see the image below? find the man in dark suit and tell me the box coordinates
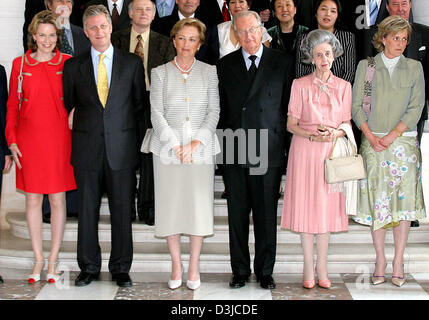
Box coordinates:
[361,0,428,228]
[71,0,93,27]
[46,0,91,56]
[152,0,219,65]
[112,0,175,224]
[63,4,146,287]
[85,0,132,31]
[0,65,11,286]
[217,11,292,290]
[23,0,46,51]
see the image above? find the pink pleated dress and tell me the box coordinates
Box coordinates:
[281,72,352,234]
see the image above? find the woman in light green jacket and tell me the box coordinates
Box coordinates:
[352,15,426,288]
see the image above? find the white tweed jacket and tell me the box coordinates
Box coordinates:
[149,60,220,162]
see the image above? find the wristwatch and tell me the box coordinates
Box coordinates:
[309,134,313,142]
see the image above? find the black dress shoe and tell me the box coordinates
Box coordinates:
[0,275,3,284]
[75,272,99,287]
[112,273,132,287]
[42,213,51,224]
[257,275,276,289]
[229,274,249,289]
[411,220,420,228]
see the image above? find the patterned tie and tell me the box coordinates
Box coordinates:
[248,55,257,83]
[134,35,144,61]
[369,0,379,26]
[222,1,231,22]
[61,27,74,55]
[97,54,109,108]
[112,2,120,31]
[159,0,168,17]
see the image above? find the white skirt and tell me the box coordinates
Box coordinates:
[153,155,215,237]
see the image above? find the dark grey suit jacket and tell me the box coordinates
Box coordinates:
[63,47,146,170]
[111,28,175,85]
[70,24,91,56]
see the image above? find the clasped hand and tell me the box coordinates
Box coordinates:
[369,131,396,152]
[311,126,345,142]
[173,140,201,163]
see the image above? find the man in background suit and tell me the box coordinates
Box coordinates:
[361,0,428,227]
[85,0,132,31]
[63,4,146,287]
[112,0,175,224]
[217,11,292,290]
[153,0,219,65]
[23,0,46,51]
[0,65,12,285]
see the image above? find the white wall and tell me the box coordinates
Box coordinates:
[413,0,429,26]
[0,0,25,229]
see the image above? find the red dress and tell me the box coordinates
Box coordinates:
[6,49,76,193]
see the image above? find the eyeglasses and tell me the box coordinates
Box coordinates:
[235,25,262,37]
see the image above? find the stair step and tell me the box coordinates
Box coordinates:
[7,212,429,244]
[0,229,427,273]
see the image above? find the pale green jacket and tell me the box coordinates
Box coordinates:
[352,53,425,133]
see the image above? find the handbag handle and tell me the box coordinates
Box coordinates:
[17,54,25,110]
[328,135,358,160]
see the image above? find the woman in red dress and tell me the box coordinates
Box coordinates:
[6,11,76,284]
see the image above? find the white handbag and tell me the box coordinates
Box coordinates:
[324,137,366,184]
[140,128,153,154]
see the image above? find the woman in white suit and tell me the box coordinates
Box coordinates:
[149,18,220,290]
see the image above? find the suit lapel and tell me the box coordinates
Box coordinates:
[80,52,103,107]
[106,48,124,108]
[406,26,422,60]
[243,46,272,106]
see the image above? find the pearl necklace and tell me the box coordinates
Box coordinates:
[174,56,196,73]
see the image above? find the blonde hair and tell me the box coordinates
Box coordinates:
[83,4,112,29]
[170,18,206,45]
[372,15,412,53]
[28,10,62,51]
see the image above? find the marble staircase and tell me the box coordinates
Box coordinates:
[1,176,429,275]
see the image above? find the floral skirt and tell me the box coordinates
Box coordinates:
[353,135,426,230]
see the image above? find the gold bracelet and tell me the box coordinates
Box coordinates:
[393,128,403,137]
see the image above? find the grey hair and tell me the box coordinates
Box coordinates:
[128,0,157,15]
[232,10,262,31]
[45,0,74,9]
[299,29,343,64]
[83,4,112,28]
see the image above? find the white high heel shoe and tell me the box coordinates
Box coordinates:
[28,260,45,284]
[168,263,184,290]
[186,278,201,290]
[47,261,61,283]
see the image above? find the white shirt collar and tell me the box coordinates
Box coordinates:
[108,0,124,14]
[91,43,114,60]
[178,10,195,20]
[241,44,263,69]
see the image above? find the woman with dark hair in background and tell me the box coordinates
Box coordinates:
[295,0,356,83]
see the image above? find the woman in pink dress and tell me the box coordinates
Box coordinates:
[281,29,352,289]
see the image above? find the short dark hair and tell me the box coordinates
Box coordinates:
[313,0,344,30]
[226,0,253,9]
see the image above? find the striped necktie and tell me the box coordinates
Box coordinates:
[97,54,109,108]
[369,0,379,26]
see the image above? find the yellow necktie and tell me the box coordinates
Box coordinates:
[97,54,108,108]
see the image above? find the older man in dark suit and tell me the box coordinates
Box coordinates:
[63,5,146,287]
[112,0,175,225]
[217,11,292,290]
[85,0,132,31]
